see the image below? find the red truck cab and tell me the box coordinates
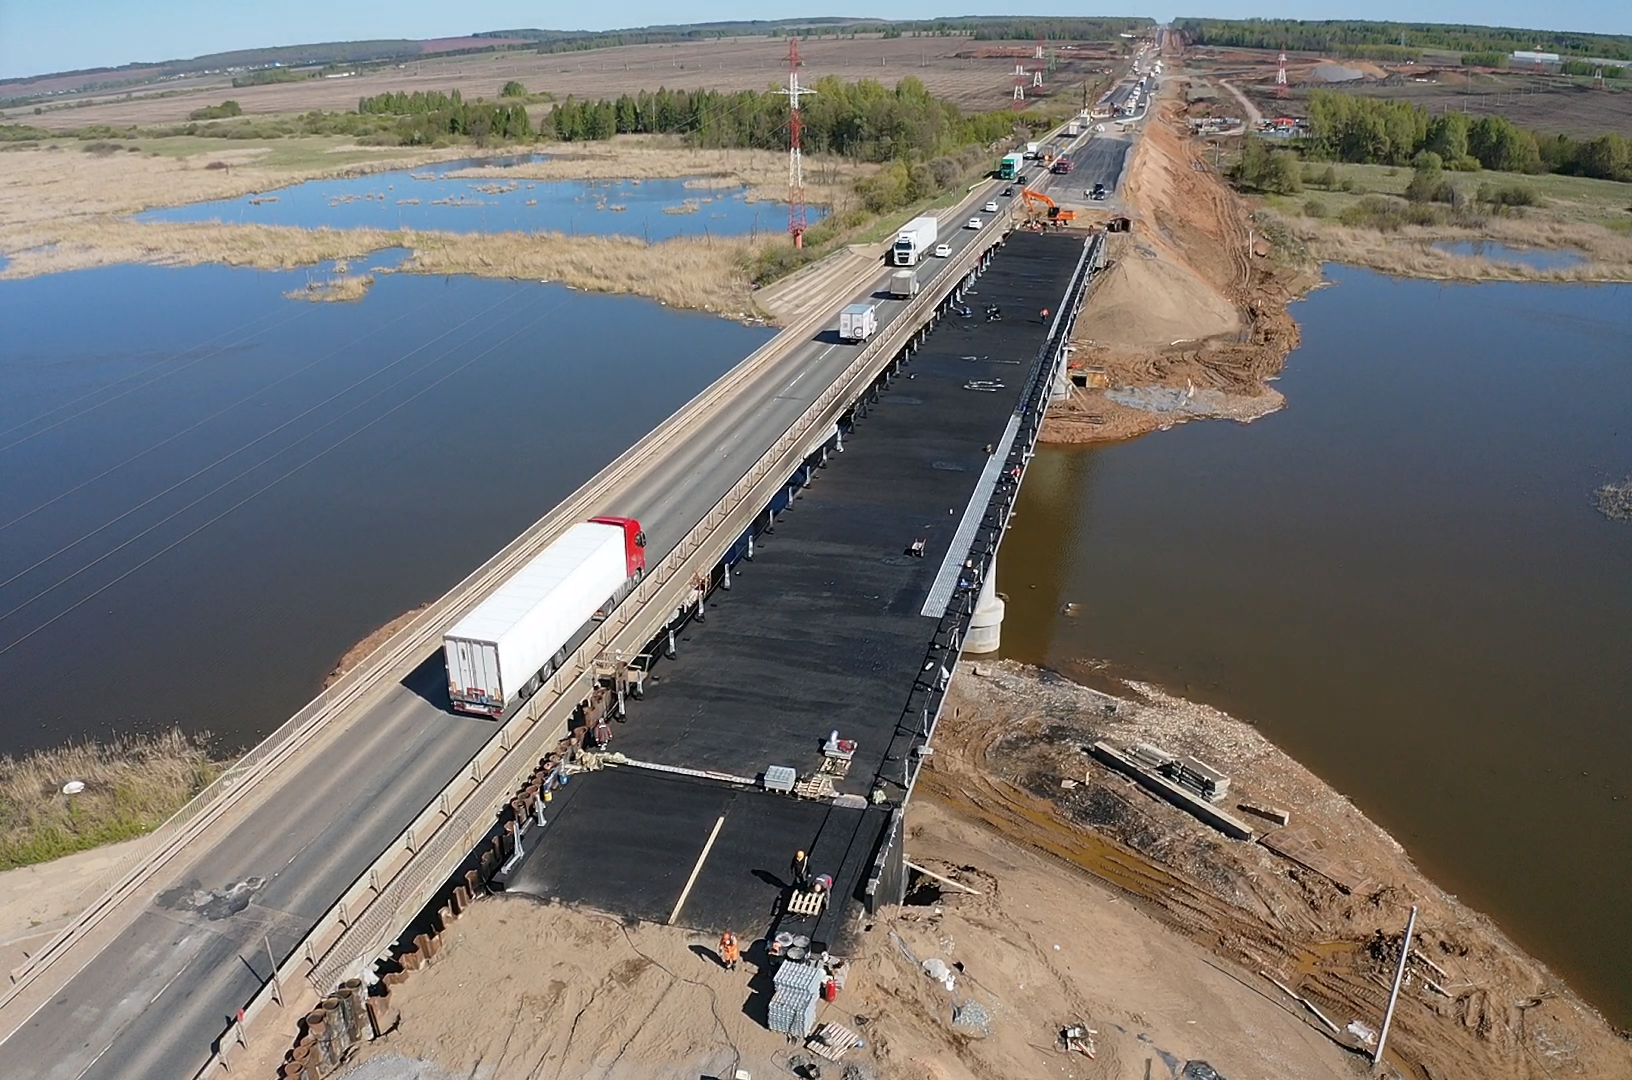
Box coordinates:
[589,516,647,579]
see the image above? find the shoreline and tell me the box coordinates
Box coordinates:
[0,135,860,318]
[935,659,1632,1073]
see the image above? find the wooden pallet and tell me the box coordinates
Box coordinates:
[793,775,836,800]
[808,1022,861,1061]
[786,889,827,918]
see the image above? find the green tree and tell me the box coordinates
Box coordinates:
[500,80,528,98]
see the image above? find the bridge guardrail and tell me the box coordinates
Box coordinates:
[0,242,888,1015]
[204,223,1013,1075]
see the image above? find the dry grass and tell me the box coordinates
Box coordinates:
[402,229,769,315]
[0,730,219,870]
[1273,213,1632,283]
[284,272,376,302]
[0,217,769,314]
[442,136,873,209]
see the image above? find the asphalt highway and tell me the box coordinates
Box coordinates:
[0,178,1020,1080]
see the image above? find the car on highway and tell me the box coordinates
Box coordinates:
[934,243,952,258]
[965,217,983,230]
[1001,185,1014,196]
[983,200,999,213]
[1089,184,1108,201]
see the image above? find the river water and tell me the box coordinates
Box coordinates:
[1002,265,1632,1026]
[0,259,771,757]
[137,158,805,240]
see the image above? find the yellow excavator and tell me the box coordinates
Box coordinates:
[1020,187,1077,229]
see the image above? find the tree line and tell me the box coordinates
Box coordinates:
[358,89,532,144]
[1176,18,1632,64]
[544,77,1017,162]
[1302,90,1631,181]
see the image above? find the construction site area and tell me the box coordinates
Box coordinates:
[1043,82,1310,444]
[1178,44,1632,140]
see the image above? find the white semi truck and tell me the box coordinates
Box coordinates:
[890,215,939,267]
[443,517,646,718]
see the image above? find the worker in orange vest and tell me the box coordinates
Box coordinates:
[719,930,740,971]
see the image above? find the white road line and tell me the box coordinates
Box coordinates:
[668,814,726,925]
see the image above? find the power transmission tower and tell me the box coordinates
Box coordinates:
[1276,49,1289,99]
[776,38,816,248]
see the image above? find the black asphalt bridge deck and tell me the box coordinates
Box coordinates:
[504,232,1086,948]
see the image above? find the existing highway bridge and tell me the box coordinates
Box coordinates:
[0,123,1132,1080]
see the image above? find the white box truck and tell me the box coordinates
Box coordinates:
[1025,141,1041,158]
[443,517,646,717]
[891,215,938,266]
[889,270,919,299]
[838,302,878,343]
[1066,119,1082,137]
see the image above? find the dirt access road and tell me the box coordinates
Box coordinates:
[1044,65,1312,444]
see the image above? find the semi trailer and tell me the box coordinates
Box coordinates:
[997,152,1024,180]
[890,215,939,266]
[443,517,646,717]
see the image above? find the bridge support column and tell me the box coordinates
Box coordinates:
[963,558,1005,655]
[1050,356,1071,402]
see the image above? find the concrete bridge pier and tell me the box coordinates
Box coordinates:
[963,558,1005,654]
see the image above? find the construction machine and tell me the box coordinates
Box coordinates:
[1019,188,1077,229]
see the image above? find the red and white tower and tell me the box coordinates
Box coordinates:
[1276,49,1289,98]
[1032,34,1046,90]
[1012,63,1027,109]
[776,38,816,247]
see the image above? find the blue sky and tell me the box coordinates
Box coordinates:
[1,1,1628,81]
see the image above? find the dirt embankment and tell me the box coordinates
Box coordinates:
[332,800,1361,1080]
[1046,97,1315,444]
[322,605,431,689]
[925,661,1632,1080]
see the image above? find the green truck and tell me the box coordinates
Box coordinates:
[997,152,1024,180]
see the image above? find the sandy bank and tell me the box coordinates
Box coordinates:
[930,660,1632,1078]
[1045,93,1311,446]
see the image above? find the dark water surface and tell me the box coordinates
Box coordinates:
[137,157,804,240]
[0,260,770,756]
[1001,266,1632,1026]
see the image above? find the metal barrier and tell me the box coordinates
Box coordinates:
[0,244,894,1018]
[863,229,1104,909]
[195,226,1014,1075]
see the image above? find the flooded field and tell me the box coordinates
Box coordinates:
[1432,239,1585,270]
[137,158,800,240]
[0,257,771,757]
[1004,266,1632,1026]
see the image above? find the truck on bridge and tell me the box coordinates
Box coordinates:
[997,152,1024,180]
[890,215,939,267]
[443,517,646,718]
[838,302,879,343]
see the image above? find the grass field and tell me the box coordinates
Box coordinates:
[1266,161,1632,231]
[0,731,218,870]
[8,34,1121,132]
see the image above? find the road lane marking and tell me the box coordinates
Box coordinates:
[668,813,727,925]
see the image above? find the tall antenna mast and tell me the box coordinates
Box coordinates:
[776,38,816,248]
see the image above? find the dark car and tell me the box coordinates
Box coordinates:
[1002,185,1014,196]
[1090,183,1108,201]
